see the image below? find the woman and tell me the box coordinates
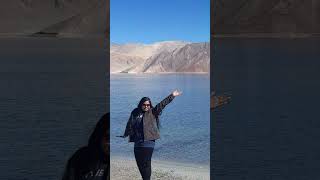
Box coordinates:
[118,90,182,180]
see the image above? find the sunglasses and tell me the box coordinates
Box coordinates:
[142,104,150,107]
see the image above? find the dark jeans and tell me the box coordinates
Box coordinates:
[134,147,154,180]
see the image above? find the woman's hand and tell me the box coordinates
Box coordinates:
[172,90,182,97]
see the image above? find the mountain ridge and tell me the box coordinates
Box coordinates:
[0,0,107,37]
[110,41,210,73]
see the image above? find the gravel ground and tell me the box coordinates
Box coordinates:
[110,157,209,180]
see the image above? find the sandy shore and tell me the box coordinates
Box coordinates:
[111,157,210,180]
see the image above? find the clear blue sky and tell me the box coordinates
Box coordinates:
[110,0,210,44]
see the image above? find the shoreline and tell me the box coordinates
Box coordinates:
[111,156,210,180]
[110,72,209,75]
[0,33,105,39]
[212,33,320,39]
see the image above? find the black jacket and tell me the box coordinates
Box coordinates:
[123,94,175,142]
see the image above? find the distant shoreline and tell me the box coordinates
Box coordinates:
[0,33,105,39]
[2,33,320,39]
[212,33,320,39]
[110,72,209,75]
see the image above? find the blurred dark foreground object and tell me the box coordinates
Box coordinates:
[62,113,110,180]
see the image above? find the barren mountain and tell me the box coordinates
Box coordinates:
[110,53,144,73]
[110,41,189,73]
[212,0,320,36]
[111,41,188,59]
[0,0,107,37]
[110,41,209,73]
[143,42,210,73]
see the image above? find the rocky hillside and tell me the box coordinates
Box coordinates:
[0,0,107,37]
[142,43,210,73]
[212,0,320,36]
[111,41,209,73]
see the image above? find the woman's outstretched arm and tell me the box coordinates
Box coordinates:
[123,112,134,137]
[152,90,182,116]
[117,112,133,138]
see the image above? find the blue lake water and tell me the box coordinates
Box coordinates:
[110,73,210,166]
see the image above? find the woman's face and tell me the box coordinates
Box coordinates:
[141,100,151,112]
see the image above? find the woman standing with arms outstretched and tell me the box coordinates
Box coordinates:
[118,90,182,180]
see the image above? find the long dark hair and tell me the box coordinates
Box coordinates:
[88,113,109,157]
[138,97,160,129]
